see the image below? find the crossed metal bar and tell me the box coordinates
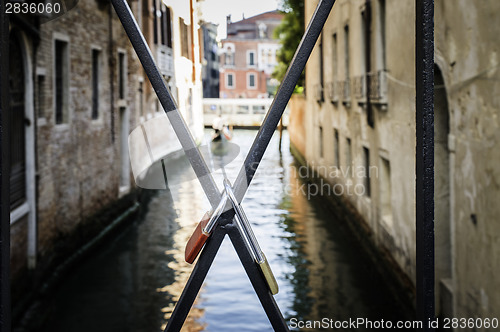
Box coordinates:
[110,0,335,330]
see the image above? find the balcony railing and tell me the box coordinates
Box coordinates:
[325,81,339,103]
[157,45,174,77]
[341,78,351,106]
[352,75,366,103]
[368,70,388,103]
[314,83,324,103]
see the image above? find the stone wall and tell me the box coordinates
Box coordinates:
[434,0,500,319]
[10,0,142,307]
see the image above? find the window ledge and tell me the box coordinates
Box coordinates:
[10,201,29,224]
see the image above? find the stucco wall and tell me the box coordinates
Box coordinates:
[288,94,306,157]
[301,0,500,319]
[435,0,500,319]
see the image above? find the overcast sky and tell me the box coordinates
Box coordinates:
[198,0,281,39]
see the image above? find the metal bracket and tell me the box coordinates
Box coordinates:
[165,211,289,332]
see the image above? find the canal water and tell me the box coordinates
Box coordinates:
[40,130,410,331]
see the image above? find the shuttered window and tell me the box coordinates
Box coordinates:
[9,36,26,210]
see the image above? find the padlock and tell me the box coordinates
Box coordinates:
[223,179,279,295]
[184,192,228,264]
[257,253,279,295]
[184,211,210,264]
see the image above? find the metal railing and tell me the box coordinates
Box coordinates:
[341,78,351,105]
[325,81,339,103]
[368,70,388,103]
[110,0,335,331]
[202,98,289,128]
[0,1,437,331]
[156,45,174,77]
[352,75,366,102]
[314,83,324,103]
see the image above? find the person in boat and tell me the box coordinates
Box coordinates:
[212,112,232,142]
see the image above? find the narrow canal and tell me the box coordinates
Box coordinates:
[39,130,410,331]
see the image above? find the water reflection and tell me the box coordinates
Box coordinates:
[282,161,410,328]
[39,130,410,332]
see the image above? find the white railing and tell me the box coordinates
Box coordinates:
[203,98,289,128]
[157,45,174,77]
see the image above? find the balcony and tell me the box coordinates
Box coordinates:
[157,45,174,78]
[314,83,324,103]
[347,71,388,108]
[368,70,388,106]
[352,76,366,104]
[325,81,339,104]
[341,79,351,107]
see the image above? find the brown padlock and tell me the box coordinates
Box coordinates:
[185,212,210,264]
[184,192,228,264]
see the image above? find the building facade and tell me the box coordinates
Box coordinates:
[200,22,220,98]
[219,11,283,99]
[297,0,500,319]
[8,0,204,317]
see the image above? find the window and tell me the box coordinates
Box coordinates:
[377,0,386,70]
[9,35,26,209]
[319,33,324,89]
[345,138,352,177]
[379,157,392,218]
[332,33,338,78]
[248,51,255,66]
[54,39,69,124]
[226,73,234,88]
[319,126,324,159]
[118,52,126,100]
[344,25,350,79]
[259,23,267,38]
[160,5,172,47]
[342,25,351,104]
[211,68,218,79]
[360,9,367,75]
[180,18,191,59]
[248,73,256,89]
[160,4,166,46]
[363,147,371,197]
[225,46,234,66]
[139,81,144,118]
[119,107,130,189]
[37,74,45,119]
[334,129,340,168]
[91,49,100,120]
[153,0,158,44]
[165,7,172,48]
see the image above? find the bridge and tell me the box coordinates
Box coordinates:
[203,98,289,128]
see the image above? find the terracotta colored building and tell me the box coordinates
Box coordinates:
[219,11,283,99]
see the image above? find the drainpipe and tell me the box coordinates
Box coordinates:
[32,17,41,271]
[109,3,115,143]
[365,0,374,128]
[190,0,196,83]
